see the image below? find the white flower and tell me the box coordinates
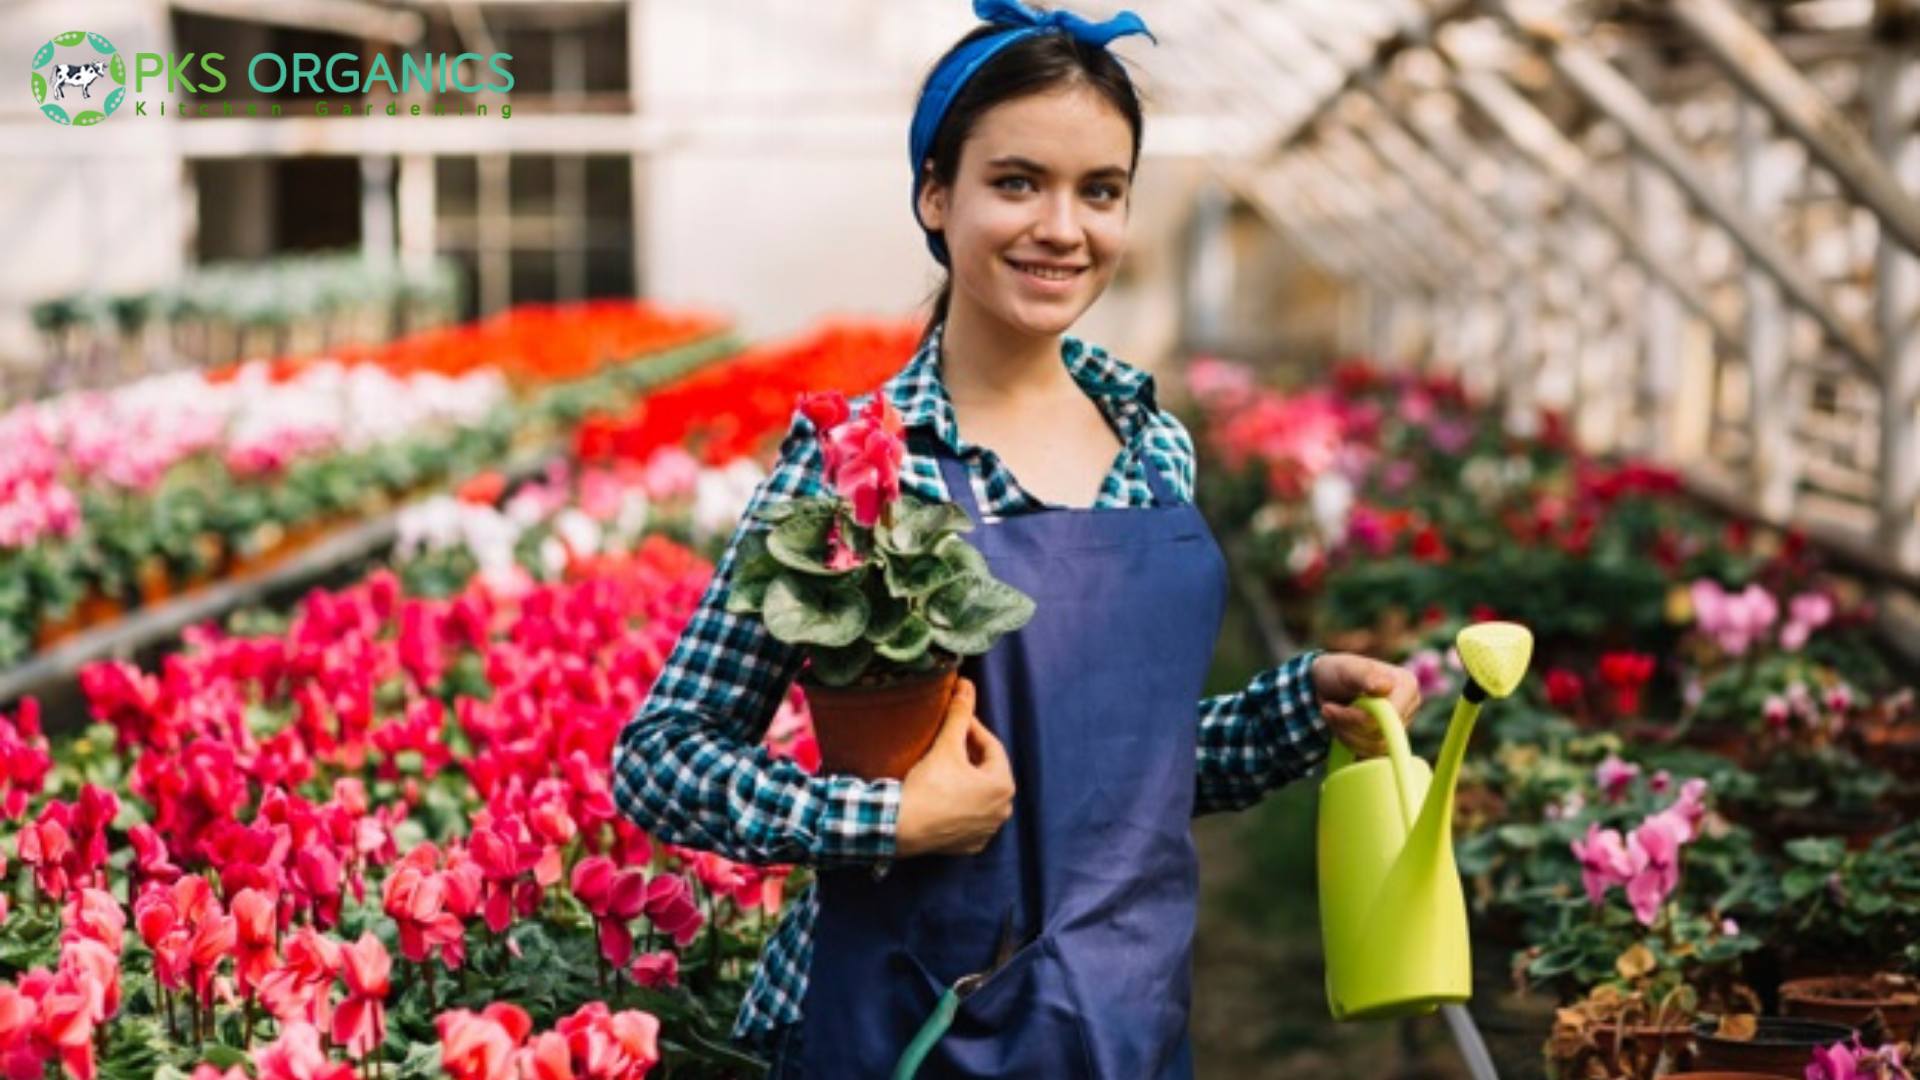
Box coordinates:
[1310,473,1354,541]
[552,509,603,559]
[694,460,767,541]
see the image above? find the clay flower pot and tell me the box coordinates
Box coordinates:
[800,657,961,781]
[1780,974,1920,1046]
[1690,1017,1855,1077]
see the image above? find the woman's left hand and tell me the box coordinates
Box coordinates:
[1309,652,1423,759]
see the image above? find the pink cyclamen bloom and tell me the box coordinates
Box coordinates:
[1782,592,1835,652]
[1570,824,1636,907]
[1406,650,1448,701]
[629,951,679,991]
[1666,778,1710,842]
[332,932,391,1060]
[642,874,705,949]
[252,1021,353,1080]
[1594,755,1641,804]
[639,447,700,502]
[1764,695,1792,729]
[1806,1040,1861,1080]
[1625,814,1690,925]
[437,1004,531,1080]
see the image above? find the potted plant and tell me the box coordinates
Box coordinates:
[1528,778,1763,1079]
[1689,1015,1858,1076]
[727,392,1035,780]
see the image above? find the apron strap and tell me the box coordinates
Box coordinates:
[1139,455,1182,507]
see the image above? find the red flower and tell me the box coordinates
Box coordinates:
[1598,652,1657,717]
[437,1004,531,1080]
[641,874,704,949]
[332,933,390,1059]
[1544,669,1585,713]
[230,888,279,996]
[253,1021,353,1080]
[256,927,342,1028]
[628,951,679,991]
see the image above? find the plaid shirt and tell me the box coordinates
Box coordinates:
[612,327,1330,1053]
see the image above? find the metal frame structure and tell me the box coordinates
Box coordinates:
[1216,0,1920,587]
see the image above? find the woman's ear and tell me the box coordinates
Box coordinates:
[917,170,948,231]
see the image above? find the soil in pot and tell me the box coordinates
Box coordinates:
[1780,974,1920,1046]
[1690,1017,1856,1077]
[799,656,961,781]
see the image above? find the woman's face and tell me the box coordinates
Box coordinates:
[919,82,1134,342]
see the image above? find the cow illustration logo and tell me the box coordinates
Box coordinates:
[30,31,124,126]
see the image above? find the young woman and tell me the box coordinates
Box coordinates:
[613,3,1422,1077]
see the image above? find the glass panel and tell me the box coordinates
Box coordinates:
[510,156,556,215]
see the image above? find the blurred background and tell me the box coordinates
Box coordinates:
[3,2,1918,1079]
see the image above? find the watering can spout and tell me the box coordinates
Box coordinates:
[1317,622,1533,1022]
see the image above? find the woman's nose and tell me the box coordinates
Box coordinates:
[1030,192,1083,247]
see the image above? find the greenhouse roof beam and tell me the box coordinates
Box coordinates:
[1438,56,1748,351]
[1871,44,1920,570]
[171,0,425,44]
[1271,153,1445,293]
[1482,0,1882,377]
[1660,0,1920,261]
[1307,136,1482,289]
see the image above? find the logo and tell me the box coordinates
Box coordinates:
[30,31,125,126]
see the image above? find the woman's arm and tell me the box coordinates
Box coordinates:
[611,412,902,869]
[1192,652,1331,816]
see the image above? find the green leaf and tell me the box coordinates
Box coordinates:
[933,532,990,578]
[754,497,829,525]
[31,73,46,105]
[926,578,1034,656]
[808,640,874,687]
[1784,837,1844,867]
[1781,865,1831,902]
[884,551,959,599]
[874,614,933,662]
[87,32,115,54]
[879,498,973,556]
[763,575,869,647]
[200,1046,250,1070]
[111,53,125,85]
[724,531,781,613]
[42,103,71,125]
[53,31,87,47]
[73,110,105,126]
[767,507,856,575]
[862,583,910,640]
[103,87,124,116]
[33,42,54,69]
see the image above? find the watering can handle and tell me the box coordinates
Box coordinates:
[1324,696,1420,833]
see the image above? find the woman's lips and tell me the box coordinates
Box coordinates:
[1006,259,1087,290]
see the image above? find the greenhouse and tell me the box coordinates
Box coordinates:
[2,0,1917,1077]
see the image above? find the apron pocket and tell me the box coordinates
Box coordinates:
[902,934,1097,1078]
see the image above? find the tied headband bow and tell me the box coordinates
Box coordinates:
[910,0,1156,265]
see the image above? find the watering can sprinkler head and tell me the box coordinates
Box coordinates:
[1454,622,1532,704]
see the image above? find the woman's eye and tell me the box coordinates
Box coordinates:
[994,176,1036,193]
[1086,183,1124,202]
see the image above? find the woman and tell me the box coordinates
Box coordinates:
[613,3,1422,1076]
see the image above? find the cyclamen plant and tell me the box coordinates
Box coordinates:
[726,392,1036,687]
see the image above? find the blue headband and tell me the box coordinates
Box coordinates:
[910,0,1156,266]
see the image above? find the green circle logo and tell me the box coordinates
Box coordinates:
[30,30,124,127]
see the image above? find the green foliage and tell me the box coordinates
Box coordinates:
[732,493,1033,686]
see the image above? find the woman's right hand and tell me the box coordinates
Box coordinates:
[894,678,1015,857]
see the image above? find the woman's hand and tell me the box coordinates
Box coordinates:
[1309,653,1423,759]
[895,678,1016,858]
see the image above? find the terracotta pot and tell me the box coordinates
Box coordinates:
[1690,1017,1855,1077]
[1780,975,1920,1045]
[800,657,961,781]
[136,558,172,608]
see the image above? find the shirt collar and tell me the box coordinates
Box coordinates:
[886,323,1160,453]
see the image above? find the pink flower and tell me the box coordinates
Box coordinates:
[1571,824,1635,907]
[1626,814,1687,925]
[253,1021,353,1080]
[1690,580,1779,657]
[639,447,700,502]
[629,951,679,991]
[332,933,390,1059]
[1765,694,1792,728]
[802,393,905,528]
[1594,755,1641,803]
[437,1004,531,1080]
[641,874,705,949]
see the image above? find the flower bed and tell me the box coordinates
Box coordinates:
[1,303,738,668]
[1181,355,1920,1078]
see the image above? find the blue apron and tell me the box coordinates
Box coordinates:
[782,438,1229,1079]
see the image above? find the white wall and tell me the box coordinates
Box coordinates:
[632,0,1200,371]
[0,0,185,370]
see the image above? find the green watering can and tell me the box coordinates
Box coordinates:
[1318,621,1534,1022]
